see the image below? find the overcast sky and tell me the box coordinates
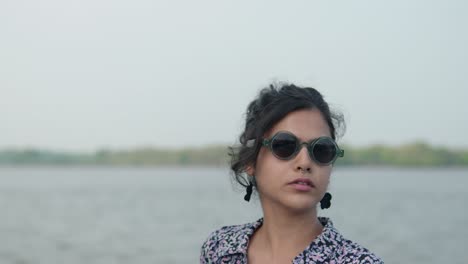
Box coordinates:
[1,0,467,151]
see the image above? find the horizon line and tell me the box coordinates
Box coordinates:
[1,140,467,153]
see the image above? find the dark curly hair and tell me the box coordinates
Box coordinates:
[228,82,346,189]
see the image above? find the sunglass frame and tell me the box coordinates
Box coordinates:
[262,131,344,165]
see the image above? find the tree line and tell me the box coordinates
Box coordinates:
[1,141,467,167]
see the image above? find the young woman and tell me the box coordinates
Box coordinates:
[200,83,383,264]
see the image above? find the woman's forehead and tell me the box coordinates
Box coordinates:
[267,109,331,139]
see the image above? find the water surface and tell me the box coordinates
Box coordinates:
[0,166,466,263]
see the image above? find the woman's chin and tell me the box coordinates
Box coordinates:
[282,196,319,213]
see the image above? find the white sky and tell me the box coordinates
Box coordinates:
[1,0,467,151]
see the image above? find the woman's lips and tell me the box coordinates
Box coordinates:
[288,178,314,191]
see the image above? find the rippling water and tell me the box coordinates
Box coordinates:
[0,166,466,263]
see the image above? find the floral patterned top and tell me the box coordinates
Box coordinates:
[200,217,383,264]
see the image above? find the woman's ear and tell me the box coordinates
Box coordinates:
[245,165,255,176]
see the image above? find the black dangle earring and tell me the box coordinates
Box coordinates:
[320,192,332,209]
[244,182,253,202]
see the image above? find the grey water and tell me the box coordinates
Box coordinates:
[0,166,466,264]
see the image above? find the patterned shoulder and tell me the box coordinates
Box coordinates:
[203,222,253,244]
[338,238,384,264]
[200,222,254,263]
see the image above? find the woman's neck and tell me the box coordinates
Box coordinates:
[253,202,324,261]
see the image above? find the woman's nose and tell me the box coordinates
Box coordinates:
[295,145,312,172]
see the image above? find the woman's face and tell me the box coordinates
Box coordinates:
[251,108,333,213]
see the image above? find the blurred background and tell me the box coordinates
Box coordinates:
[1,0,467,263]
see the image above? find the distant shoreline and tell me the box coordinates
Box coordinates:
[1,142,467,167]
[1,164,468,169]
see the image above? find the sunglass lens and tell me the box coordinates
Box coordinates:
[271,133,297,159]
[311,138,337,164]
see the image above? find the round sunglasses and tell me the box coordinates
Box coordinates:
[262,131,344,165]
